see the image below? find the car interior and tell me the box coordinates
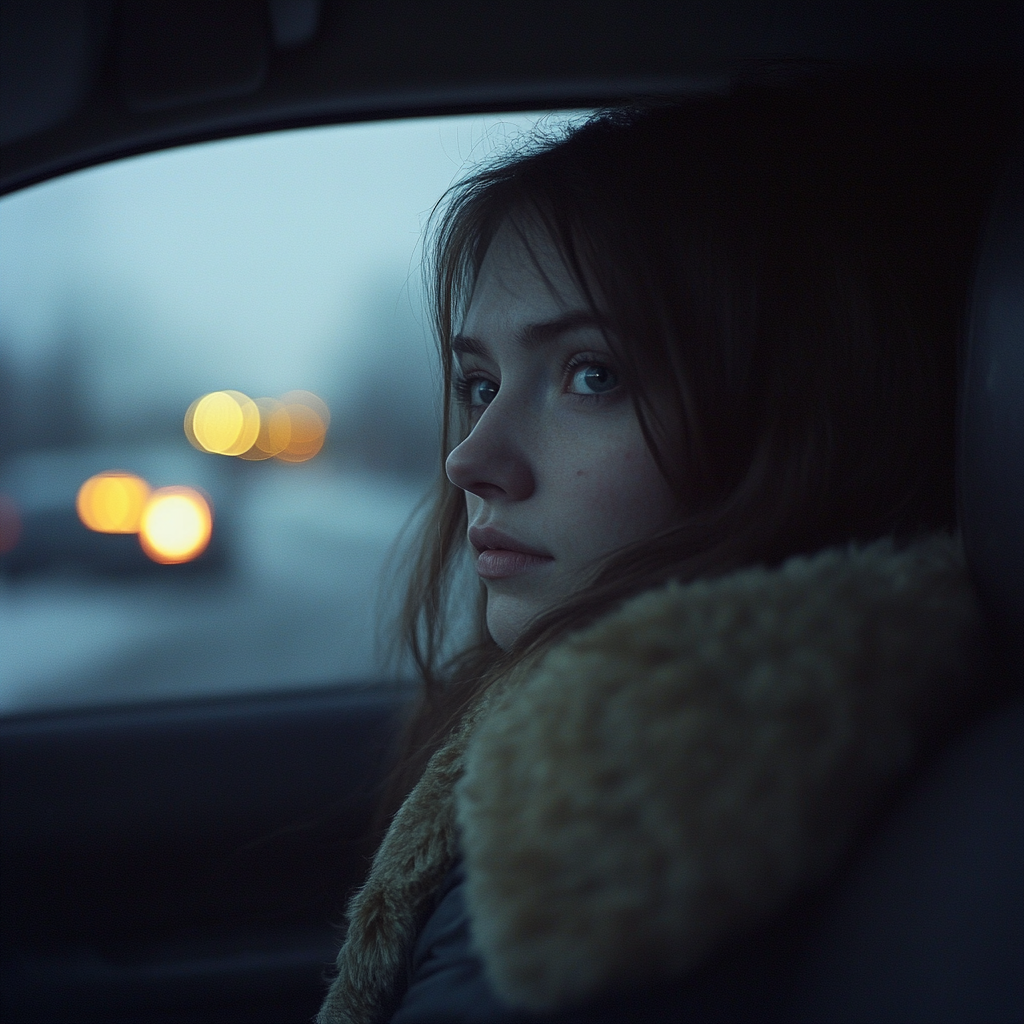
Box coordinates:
[1,3,1021,1022]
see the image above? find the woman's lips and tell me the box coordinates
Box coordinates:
[469,526,553,579]
[476,548,553,579]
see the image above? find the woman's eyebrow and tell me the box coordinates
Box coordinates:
[453,310,607,357]
[520,310,607,347]
[452,335,488,358]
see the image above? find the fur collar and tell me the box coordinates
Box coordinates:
[318,535,980,1024]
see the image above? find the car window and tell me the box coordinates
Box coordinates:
[0,112,587,716]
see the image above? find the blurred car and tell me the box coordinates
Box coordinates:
[0,3,1021,1024]
[0,443,229,577]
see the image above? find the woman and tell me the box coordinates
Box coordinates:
[318,77,1004,1024]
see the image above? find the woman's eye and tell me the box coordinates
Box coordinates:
[459,376,498,407]
[568,363,619,396]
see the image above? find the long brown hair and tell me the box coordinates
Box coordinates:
[379,71,1013,821]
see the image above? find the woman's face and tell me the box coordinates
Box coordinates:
[445,222,677,648]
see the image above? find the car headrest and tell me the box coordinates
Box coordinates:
[959,146,1024,670]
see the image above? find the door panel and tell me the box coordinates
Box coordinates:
[1,684,414,1022]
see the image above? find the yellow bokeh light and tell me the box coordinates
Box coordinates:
[183,395,203,452]
[191,391,240,453]
[189,391,260,455]
[76,472,152,533]
[221,391,261,455]
[138,487,212,564]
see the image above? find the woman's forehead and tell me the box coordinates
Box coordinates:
[465,221,584,328]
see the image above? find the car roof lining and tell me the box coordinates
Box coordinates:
[2,0,1022,196]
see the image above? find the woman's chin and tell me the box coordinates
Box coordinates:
[485,592,547,651]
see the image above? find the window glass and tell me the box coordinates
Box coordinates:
[0,112,586,715]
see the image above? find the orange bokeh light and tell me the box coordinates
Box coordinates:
[237,397,287,460]
[76,472,152,533]
[275,402,327,462]
[138,486,212,564]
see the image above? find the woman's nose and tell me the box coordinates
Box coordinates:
[445,404,535,502]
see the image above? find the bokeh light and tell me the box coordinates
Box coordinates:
[276,391,329,462]
[238,397,286,460]
[282,390,330,430]
[187,390,260,455]
[138,486,212,564]
[185,389,329,462]
[76,472,152,533]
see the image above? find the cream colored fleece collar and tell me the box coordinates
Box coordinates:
[319,535,980,1024]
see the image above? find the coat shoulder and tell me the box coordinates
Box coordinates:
[457,534,981,1011]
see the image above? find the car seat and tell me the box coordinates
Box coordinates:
[775,146,1024,1024]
